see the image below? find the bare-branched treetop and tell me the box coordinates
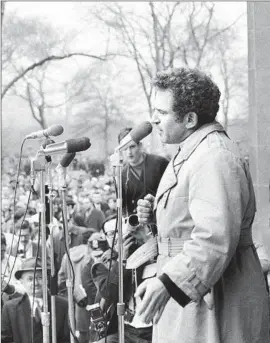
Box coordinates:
[2,2,247,158]
[86,2,246,128]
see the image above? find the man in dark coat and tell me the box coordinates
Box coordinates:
[73,197,105,232]
[118,128,169,217]
[1,257,70,343]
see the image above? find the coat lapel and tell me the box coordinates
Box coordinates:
[154,159,179,210]
[16,295,32,343]
[154,121,225,210]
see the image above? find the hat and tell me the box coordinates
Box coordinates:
[66,197,75,207]
[14,257,50,280]
[14,208,25,221]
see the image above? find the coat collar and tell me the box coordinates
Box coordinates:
[154,121,225,208]
[173,121,224,166]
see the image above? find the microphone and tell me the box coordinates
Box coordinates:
[25,125,64,139]
[55,153,76,188]
[42,137,91,156]
[59,152,76,168]
[115,121,152,152]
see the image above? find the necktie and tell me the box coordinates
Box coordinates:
[34,299,42,323]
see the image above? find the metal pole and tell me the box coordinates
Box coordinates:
[32,152,50,343]
[110,151,125,343]
[60,186,76,343]
[47,165,57,343]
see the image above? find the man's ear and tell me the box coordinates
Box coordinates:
[185,112,198,129]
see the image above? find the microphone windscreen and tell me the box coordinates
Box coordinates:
[66,137,91,153]
[47,125,64,137]
[130,121,152,143]
[60,152,76,168]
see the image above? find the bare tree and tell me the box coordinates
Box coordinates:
[214,27,247,130]
[1,9,110,100]
[2,53,107,99]
[89,2,243,120]
[67,61,131,158]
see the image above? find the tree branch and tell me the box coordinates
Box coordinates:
[2,52,108,99]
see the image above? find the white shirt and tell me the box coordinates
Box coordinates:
[28,296,43,316]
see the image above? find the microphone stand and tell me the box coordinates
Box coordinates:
[110,150,125,343]
[31,150,50,343]
[47,162,57,343]
[56,164,76,343]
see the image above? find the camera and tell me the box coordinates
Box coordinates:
[86,303,107,340]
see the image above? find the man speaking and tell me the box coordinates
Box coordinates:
[136,68,269,343]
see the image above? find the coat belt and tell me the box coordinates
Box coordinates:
[157,230,254,257]
[157,236,185,257]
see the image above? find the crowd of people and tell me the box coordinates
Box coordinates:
[1,122,168,343]
[1,67,270,343]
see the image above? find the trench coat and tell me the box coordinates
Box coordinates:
[153,121,269,343]
[58,244,92,333]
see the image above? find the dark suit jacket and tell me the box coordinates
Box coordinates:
[73,208,105,232]
[122,153,169,216]
[1,293,70,343]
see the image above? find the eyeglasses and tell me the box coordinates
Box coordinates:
[24,276,43,283]
[105,231,117,238]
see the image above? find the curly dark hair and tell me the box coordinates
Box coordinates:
[153,68,221,125]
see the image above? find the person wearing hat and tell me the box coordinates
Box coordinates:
[118,127,169,218]
[1,257,70,343]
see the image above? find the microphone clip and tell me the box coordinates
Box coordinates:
[110,150,124,168]
[31,152,47,172]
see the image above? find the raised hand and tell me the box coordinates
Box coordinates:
[137,194,155,224]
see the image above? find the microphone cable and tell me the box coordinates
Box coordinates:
[1,138,33,295]
[61,208,79,343]
[103,173,119,343]
[31,212,42,343]
[1,186,34,296]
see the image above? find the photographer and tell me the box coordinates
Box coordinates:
[90,216,154,343]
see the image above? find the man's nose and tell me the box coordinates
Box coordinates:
[151,111,160,124]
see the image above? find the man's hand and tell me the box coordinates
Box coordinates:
[137,194,155,225]
[122,232,136,260]
[135,277,170,325]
